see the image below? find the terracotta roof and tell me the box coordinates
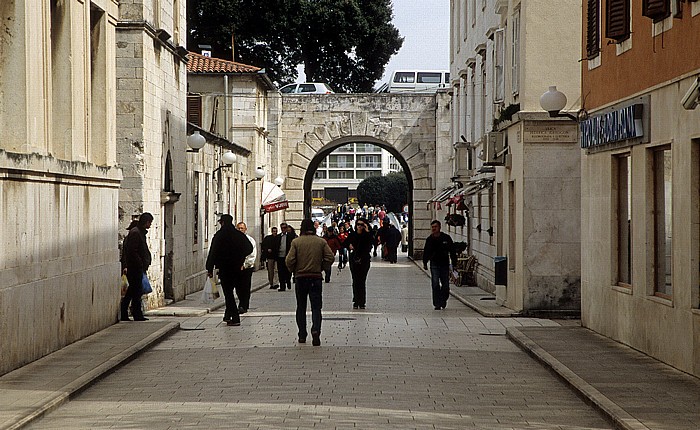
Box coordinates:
[187,52,261,74]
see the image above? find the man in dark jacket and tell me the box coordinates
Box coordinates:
[385,223,402,264]
[274,222,297,291]
[120,212,154,321]
[422,220,457,310]
[206,214,253,326]
[260,227,279,289]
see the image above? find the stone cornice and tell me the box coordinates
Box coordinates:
[116,20,188,64]
[0,151,122,187]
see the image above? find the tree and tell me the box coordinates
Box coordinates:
[187,0,403,92]
[357,172,408,213]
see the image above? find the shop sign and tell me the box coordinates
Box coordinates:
[580,104,643,149]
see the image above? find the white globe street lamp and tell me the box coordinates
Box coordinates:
[186,130,206,152]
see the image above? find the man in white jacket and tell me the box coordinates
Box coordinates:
[236,222,257,314]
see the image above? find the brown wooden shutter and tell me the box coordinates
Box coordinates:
[606,0,630,41]
[187,95,202,127]
[643,0,670,21]
[586,0,600,58]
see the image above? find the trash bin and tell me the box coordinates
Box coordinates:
[494,256,507,286]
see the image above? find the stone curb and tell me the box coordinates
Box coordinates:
[3,322,180,430]
[506,327,650,430]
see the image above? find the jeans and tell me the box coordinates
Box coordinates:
[350,258,370,307]
[338,248,348,268]
[295,277,323,338]
[430,264,450,308]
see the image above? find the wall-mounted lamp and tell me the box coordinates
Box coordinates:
[212,150,237,175]
[187,131,206,152]
[245,167,266,187]
[273,176,285,186]
[539,86,578,121]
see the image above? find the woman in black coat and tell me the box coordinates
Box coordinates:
[344,218,374,309]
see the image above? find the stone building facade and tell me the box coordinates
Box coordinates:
[187,52,281,253]
[580,0,700,377]
[116,0,198,304]
[0,0,121,375]
[447,0,582,315]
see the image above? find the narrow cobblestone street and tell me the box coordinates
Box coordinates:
[27,257,611,429]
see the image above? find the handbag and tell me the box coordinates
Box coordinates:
[141,273,153,295]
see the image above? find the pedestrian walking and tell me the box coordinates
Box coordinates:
[422,220,457,310]
[337,225,349,269]
[275,222,297,291]
[286,219,334,346]
[120,212,154,321]
[260,227,279,289]
[401,223,409,253]
[385,223,402,263]
[236,222,257,314]
[206,214,253,326]
[322,227,342,282]
[344,218,374,309]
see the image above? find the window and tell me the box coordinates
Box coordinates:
[586,0,600,58]
[356,170,380,179]
[187,95,202,127]
[508,180,516,270]
[643,0,670,22]
[615,154,632,286]
[606,0,630,41]
[511,9,520,95]
[329,170,352,179]
[280,84,296,94]
[488,186,494,245]
[417,72,442,84]
[493,29,505,102]
[90,5,107,164]
[298,84,316,92]
[652,147,672,298]
[393,72,415,83]
[314,170,327,179]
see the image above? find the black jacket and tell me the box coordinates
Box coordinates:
[206,224,254,276]
[423,232,456,267]
[260,234,279,261]
[344,230,374,263]
[122,226,151,275]
[273,231,297,258]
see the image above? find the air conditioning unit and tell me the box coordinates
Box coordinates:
[453,141,475,178]
[483,132,505,166]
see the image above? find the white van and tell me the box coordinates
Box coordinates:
[387,70,450,93]
[311,208,325,223]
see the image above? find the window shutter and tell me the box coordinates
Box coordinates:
[187,95,202,127]
[643,0,670,21]
[586,0,600,58]
[606,0,630,41]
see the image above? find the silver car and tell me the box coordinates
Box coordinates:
[280,83,335,94]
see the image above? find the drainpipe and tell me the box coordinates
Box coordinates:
[223,75,229,141]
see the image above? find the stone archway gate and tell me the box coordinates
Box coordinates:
[276,93,451,257]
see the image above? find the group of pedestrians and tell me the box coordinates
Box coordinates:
[120,211,458,346]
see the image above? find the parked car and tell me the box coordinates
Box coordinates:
[311,208,326,223]
[280,83,335,94]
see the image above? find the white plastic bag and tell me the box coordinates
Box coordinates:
[201,277,215,304]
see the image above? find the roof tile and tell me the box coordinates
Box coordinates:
[187,52,261,74]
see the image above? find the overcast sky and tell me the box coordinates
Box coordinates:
[377,0,450,87]
[296,0,450,89]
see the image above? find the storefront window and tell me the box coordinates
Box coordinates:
[616,154,632,286]
[652,147,672,298]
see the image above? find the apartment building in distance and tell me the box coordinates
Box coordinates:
[311,145,402,204]
[446,0,583,316]
[580,0,700,377]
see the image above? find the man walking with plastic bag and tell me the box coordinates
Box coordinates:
[206,214,253,326]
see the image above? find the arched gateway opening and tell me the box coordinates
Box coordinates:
[303,136,415,255]
[278,93,450,257]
